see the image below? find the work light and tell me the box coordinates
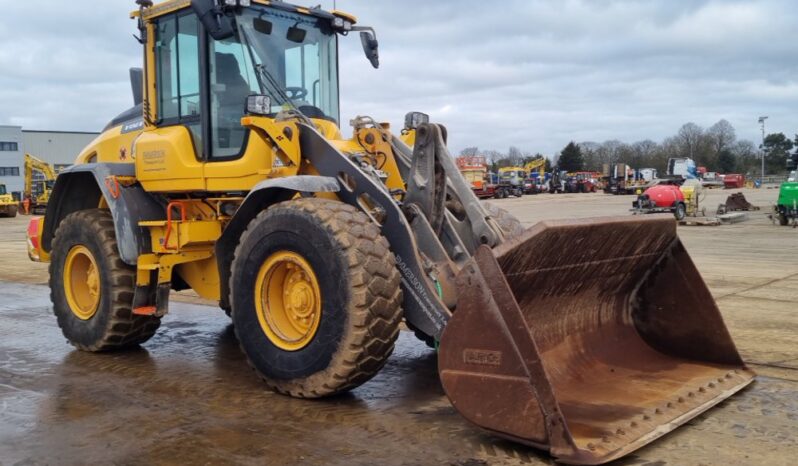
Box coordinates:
[247,95,272,116]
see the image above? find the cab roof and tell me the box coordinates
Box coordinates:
[131,0,357,24]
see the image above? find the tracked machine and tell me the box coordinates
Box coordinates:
[27,1,754,463]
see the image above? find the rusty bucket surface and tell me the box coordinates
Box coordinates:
[438,216,754,465]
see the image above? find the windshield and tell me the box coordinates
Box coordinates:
[238,8,339,122]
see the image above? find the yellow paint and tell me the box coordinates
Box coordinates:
[331,10,358,24]
[142,219,222,252]
[24,153,57,209]
[136,0,191,20]
[255,251,322,351]
[175,256,221,300]
[524,158,546,178]
[399,129,416,148]
[136,250,217,300]
[64,245,101,320]
[135,126,204,192]
[39,0,419,318]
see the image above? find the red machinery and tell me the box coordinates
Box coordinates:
[724,174,745,189]
[632,184,687,220]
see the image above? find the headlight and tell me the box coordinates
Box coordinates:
[246,95,272,116]
[225,0,250,6]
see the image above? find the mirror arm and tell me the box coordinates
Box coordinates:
[351,26,377,39]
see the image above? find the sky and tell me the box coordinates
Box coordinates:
[1,0,796,156]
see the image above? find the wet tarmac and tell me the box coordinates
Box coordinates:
[1,189,797,465]
[1,280,796,465]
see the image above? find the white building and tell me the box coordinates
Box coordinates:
[0,125,98,199]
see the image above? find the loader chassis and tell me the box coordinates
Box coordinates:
[29,1,755,464]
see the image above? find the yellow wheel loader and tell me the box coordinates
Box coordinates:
[0,184,18,218]
[27,1,754,463]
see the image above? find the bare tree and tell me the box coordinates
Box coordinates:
[483,149,505,170]
[459,146,479,157]
[732,140,758,175]
[507,146,524,167]
[707,120,736,155]
[630,140,659,168]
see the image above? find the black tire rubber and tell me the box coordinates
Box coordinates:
[49,209,161,352]
[230,198,403,398]
[484,201,525,240]
[674,203,687,221]
[778,213,789,226]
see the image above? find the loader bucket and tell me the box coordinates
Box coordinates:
[438,216,754,465]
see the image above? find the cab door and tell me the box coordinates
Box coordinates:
[135,11,205,192]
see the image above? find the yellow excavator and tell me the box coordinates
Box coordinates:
[24,153,57,214]
[0,184,18,218]
[26,1,754,463]
[525,156,546,178]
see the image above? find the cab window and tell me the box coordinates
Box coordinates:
[154,14,202,153]
[209,39,259,158]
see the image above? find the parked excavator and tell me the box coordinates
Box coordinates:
[26,1,754,463]
[525,156,546,178]
[24,153,57,214]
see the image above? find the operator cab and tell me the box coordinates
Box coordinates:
[127,0,378,162]
[150,4,341,159]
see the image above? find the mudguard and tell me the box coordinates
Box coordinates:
[42,163,164,265]
[215,175,340,310]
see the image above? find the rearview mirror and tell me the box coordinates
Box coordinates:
[191,0,235,41]
[287,26,307,43]
[359,30,379,69]
[129,68,143,106]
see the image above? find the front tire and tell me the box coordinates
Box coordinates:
[231,198,402,398]
[50,209,161,351]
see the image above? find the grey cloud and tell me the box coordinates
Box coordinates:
[2,0,796,156]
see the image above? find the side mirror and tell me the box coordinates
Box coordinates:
[359,30,379,69]
[191,0,235,41]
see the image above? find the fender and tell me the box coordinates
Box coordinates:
[215,175,339,310]
[42,163,164,265]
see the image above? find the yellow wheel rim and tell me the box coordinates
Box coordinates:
[255,251,322,351]
[64,245,101,320]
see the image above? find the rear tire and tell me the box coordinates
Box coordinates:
[779,213,789,226]
[230,198,402,398]
[49,209,161,351]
